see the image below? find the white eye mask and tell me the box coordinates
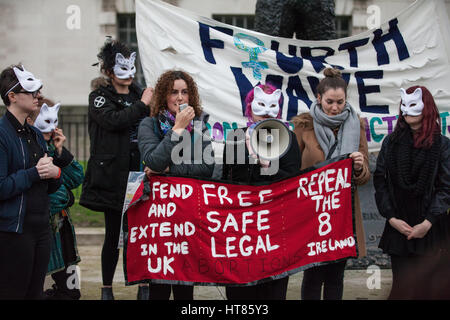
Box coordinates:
[5,66,43,96]
[400,88,424,116]
[251,86,281,118]
[34,103,60,133]
[113,52,136,79]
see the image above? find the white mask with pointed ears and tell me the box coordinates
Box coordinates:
[251,86,281,118]
[113,52,136,79]
[400,88,424,116]
[5,66,43,96]
[34,103,61,133]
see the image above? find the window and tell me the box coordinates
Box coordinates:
[212,14,255,30]
[335,16,352,38]
[117,14,146,86]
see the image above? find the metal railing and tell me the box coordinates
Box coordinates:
[58,114,90,162]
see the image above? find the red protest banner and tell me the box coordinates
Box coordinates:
[123,157,357,286]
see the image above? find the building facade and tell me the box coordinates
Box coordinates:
[3,0,449,108]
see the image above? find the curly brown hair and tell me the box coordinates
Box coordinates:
[150,70,202,117]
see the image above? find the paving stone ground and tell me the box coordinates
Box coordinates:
[45,240,392,300]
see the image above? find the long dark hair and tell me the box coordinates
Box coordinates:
[392,86,441,149]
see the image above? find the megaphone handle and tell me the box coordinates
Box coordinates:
[245,129,256,158]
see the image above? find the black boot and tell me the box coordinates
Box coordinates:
[44,284,81,300]
[101,287,114,300]
[137,285,149,300]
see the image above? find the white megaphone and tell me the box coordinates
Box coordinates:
[248,119,291,160]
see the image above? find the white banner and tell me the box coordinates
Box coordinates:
[136,0,450,152]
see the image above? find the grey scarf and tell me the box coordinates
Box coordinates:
[310,101,360,159]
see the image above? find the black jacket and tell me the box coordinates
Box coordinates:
[374,134,450,254]
[222,128,301,183]
[0,113,61,233]
[80,81,149,212]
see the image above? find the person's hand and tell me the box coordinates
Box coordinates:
[144,166,169,178]
[52,128,66,156]
[407,220,432,240]
[141,87,154,106]
[349,152,364,172]
[245,129,270,167]
[36,154,60,179]
[172,106,195,134]
[245,129,256,158]
[36,153,52,167]
[389,217,413,237]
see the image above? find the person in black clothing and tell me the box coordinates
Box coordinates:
[374,86,450,300]
[0,65,62,299]
[221,83,301,300]
[79,40,154,300]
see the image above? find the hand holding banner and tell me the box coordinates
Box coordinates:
[123,157,357,286]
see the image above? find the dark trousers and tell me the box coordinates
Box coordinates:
[51,266,81,299]
[101,150,141,286]
[301,261,346,300]
[102,210,122,286]
[389,254,443,300]
[434,250,450,299]
[149,284,194,300]
[226,277,289,300]
[50,215,81,299]
[0,226,51,299]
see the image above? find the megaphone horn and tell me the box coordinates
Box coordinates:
[249,119,291,160]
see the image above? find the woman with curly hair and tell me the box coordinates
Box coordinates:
[138,70,215,300]
[79,39,154,300]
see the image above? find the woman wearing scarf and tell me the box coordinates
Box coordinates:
[292,68,370,300]
[374,86,449,299]
[138,70,215,300]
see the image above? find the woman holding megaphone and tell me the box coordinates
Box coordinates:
[292,67,370,300]
[221,83,301,300]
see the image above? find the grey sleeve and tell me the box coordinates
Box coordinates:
[138,117,215,178]
[168,123,215,178]
[138,117,178,173]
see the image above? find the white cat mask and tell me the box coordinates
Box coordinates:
[113,52,136,79]
[251,86,281,118]
[34,103,61,133]
[400,88,424,116]
[5,66,42,96]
